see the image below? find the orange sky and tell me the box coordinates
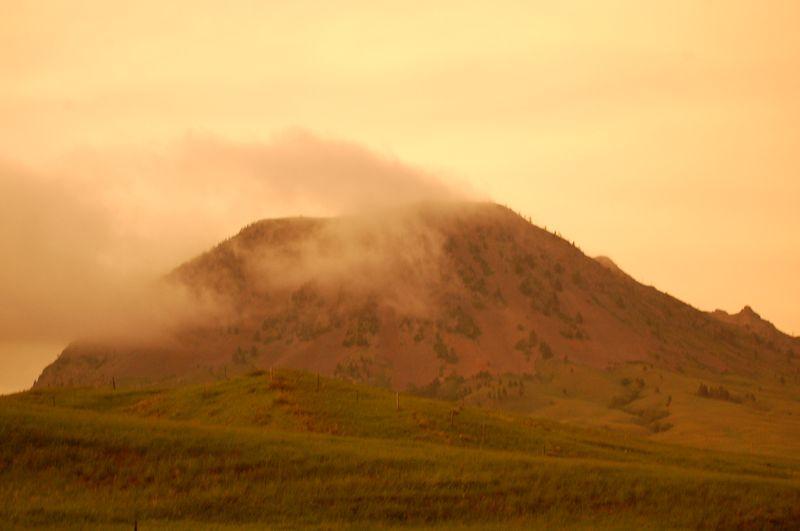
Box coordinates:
[1,1,799,392]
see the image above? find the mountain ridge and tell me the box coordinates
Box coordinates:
[35,202,798,392]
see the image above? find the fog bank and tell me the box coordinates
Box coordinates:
[0,131,473,389]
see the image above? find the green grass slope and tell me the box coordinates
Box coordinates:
[3,371,800,529]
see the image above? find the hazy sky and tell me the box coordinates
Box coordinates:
[1,1,799,392]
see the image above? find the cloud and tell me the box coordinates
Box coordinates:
[230,204,456,317]
[0,130,472,344]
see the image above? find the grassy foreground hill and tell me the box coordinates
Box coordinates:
[3,370,800,529]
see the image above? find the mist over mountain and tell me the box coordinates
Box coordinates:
[0,131,471,344]
[35,202,799,392]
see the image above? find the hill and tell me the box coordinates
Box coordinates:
[35,202,799,386]
[33,202,800,453]
[3,370,800,528]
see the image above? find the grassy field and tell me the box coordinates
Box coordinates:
[440,356,800,458]
[3,370,800,529]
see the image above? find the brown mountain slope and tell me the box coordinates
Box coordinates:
[35,202,798,392]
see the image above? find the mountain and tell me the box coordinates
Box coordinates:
[36,202,798,389]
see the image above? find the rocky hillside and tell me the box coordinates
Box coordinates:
[35,202,799,391]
